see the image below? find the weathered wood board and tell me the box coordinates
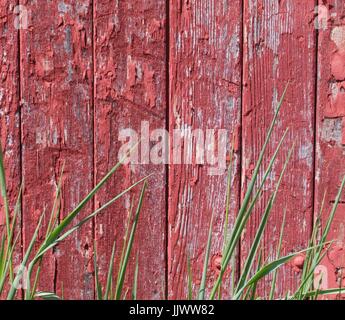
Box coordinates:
[241,0,316,297]
[168,0,242,299]
[0,0,21,297]
[0,0,344,300]
[93,0,167,299]
[315,0,345,297]
[20,0,94,298]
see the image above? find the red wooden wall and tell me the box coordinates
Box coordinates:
[0,0,345,299]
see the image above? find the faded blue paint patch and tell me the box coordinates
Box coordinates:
[64,25,72,54]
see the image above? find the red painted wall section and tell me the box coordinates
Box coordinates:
[2,0,345,300]
[242,0,316,297]
[168,0,242,299]
[20,0,94,298]
[315,0,345,297]
[0,0,21,297]
[94,0,167,299]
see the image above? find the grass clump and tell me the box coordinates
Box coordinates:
[1,84,344,300]
[0,143,147,300]
[189,85,345,300]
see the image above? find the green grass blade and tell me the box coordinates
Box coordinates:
[0,233,19,294]
[224,146,234,246]
[250,249,263,300]
[123,288,129,300]
[0,143,21,284]
[117,199,135,290]
[236,195,274,294]
[0,141,11,242]
[0,233,6,278]
[35,176,149,261]
[132,253,139,300]
[296,218,323,298]
[198,211,214,300]
[293,243,331,300]
[234,244,325,299]
[34,291,60,300]
[240,84,288,207]
[6,182,23,284]
[311,272,324,300]
[104,240,116,300]
[321,175,345,244]
[294,177,345,299]
[8,210,45,300]
[236,145,293,293]
[93,241,103,300]
[29,261,42,300]
[296,287,345,299]
[269,209,286,300]
[42,150,138,249]
[210,127,289,299]
[227,129,288,255]
[230,254,236,298]
[46,163,64,238]
[218,159,233,301]
[242,248,263,300]
[230,84,289,226]
[234,254,294,299]
[296,211,324,299]
[187,254,193,300]
[115,182,147,300]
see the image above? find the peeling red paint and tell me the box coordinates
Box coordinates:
[211,254,223,275]
[1,0,345,300]
[242,0,316,297]
[0,0,22,298]
[325,82,345,118]
[316,0,345,299]
[94,0,167,299]
[331,50,345,80]
[291,254,306,273]
[168,0,242,299]
[20,0,94,299]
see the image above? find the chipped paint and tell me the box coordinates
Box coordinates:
[1,0,344,300]
[94,0,167,299]
[168,0,242,299]
[315,3,345,299]
[20,0,94,299]
[242,0,316,298]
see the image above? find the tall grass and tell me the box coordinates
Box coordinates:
[1,84,344,300]
[190,85,345,300]
[93,182,146,300]
[0,143,148,300]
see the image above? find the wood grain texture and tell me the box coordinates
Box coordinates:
[315,0,345,297]
[20,0,94,298]
[2,0,345,300]
[0,0,21,297]
[168,0,242,299]
[93,0,167,299]
[242,0,316,297]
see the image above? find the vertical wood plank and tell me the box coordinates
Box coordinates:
[94,0,167,299]
[242,0,316,296]
[20,0,94,298]
[0,0,21,296]
[315,0,345,296]
[169,0,242,299]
